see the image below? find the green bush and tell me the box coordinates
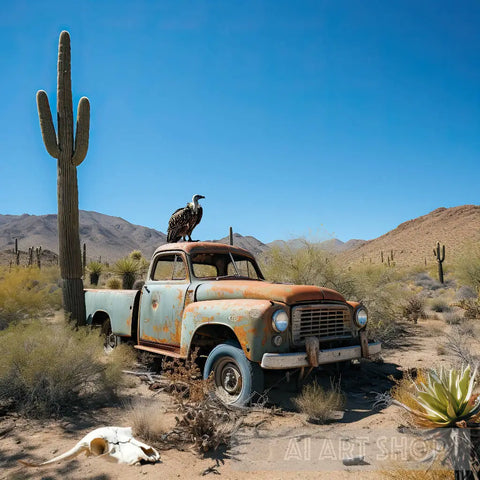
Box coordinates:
[106,277,122,289]
[260,242,356,297]
[0,320,132,417]
[453,241,480,291]
[0,266,62,330]
[114,257,141,289]
[430,298,450,313]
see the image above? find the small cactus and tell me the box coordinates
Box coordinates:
[83,243,87,277]
[35,247,42,269]
[433,241,446,284]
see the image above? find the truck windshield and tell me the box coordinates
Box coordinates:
[190,252,263,280]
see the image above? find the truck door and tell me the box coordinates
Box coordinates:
[139,252,190,347]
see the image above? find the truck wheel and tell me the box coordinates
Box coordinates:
[203,343,264,406]
[101,319,119,354]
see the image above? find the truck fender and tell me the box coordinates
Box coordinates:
[180,299,275,362]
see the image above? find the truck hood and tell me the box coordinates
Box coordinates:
[195,280,345,305]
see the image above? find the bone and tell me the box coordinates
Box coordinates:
[18,426,160,467]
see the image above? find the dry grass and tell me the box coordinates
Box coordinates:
[128,399,175,446]
[381,466,454,479]
[390,369,429,417]
[161,349,213,404]
[293,379,345,424]
[0,320,133,417]
[436,344,447,356]
[106,277,122,289]
[403,295,427,323]
[168,395,242,453]
[0,266,62,329]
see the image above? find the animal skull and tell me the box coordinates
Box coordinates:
[19,427,160,466]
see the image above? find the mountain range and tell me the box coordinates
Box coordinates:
[0,205,479,267]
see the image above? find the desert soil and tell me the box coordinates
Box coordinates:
[0,317,459,480]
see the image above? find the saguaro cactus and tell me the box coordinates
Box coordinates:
[37,31,89,326]
[433,241,446,284]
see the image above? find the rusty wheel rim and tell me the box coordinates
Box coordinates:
[214,357,243,401]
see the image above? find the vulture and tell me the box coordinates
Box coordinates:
[167,194,205,243]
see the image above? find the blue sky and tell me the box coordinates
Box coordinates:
[0,1,478,243]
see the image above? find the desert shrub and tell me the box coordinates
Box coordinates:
[453,241,480,290]
[430,298,450,313]
[347,265,406,345]
[171,395,241,453]
[161,349,213,404]
[260,242,356,298]
[414,272,443,291]
[0,266,62,330]
[443,311,462,325]
[293,379,345,424]
[443,326,480,369]
[0,320,132,417]
[114,257,141,289]
[129,399,175,445]
[403,295,427,324]
[455,285,477,301]
[455,297,480,319]
[106,277,122,289]
[436,344,447,356]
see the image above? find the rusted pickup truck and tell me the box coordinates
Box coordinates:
[85,242,380,405]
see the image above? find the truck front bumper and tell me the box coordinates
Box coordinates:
[260,341,382,370]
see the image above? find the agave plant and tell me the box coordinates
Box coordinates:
[87,261,103,286]
[114,257,140,289]
[391,366,480,479]
[393,366,480,428]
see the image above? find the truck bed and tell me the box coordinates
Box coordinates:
[85,288,140,337]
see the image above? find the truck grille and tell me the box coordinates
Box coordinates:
[291,304,352,346]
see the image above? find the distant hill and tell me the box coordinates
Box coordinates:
[339,205,480,267]
[214,233,268,256]
[7,205,475,269]
[267,237,367,253]
[0,211,166,263]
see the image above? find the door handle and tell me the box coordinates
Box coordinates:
[143,285,150,294]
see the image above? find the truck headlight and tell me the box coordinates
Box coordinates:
[272,309,289,332]
[355,308,368,328]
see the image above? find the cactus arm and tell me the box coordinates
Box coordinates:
[36,90,60,158]
[72,97,90,166]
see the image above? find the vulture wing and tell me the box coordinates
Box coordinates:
[167,206,188,243]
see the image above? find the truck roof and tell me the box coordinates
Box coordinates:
[153,241,256,258]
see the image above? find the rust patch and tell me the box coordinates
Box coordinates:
[197,280,346,304]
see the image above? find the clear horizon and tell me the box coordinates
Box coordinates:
[1,1,479,244]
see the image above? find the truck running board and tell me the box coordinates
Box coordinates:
[134,344,184,358]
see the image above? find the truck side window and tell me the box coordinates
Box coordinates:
[151,254,187,281]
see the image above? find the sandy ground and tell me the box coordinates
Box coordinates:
[0,317,460,480]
